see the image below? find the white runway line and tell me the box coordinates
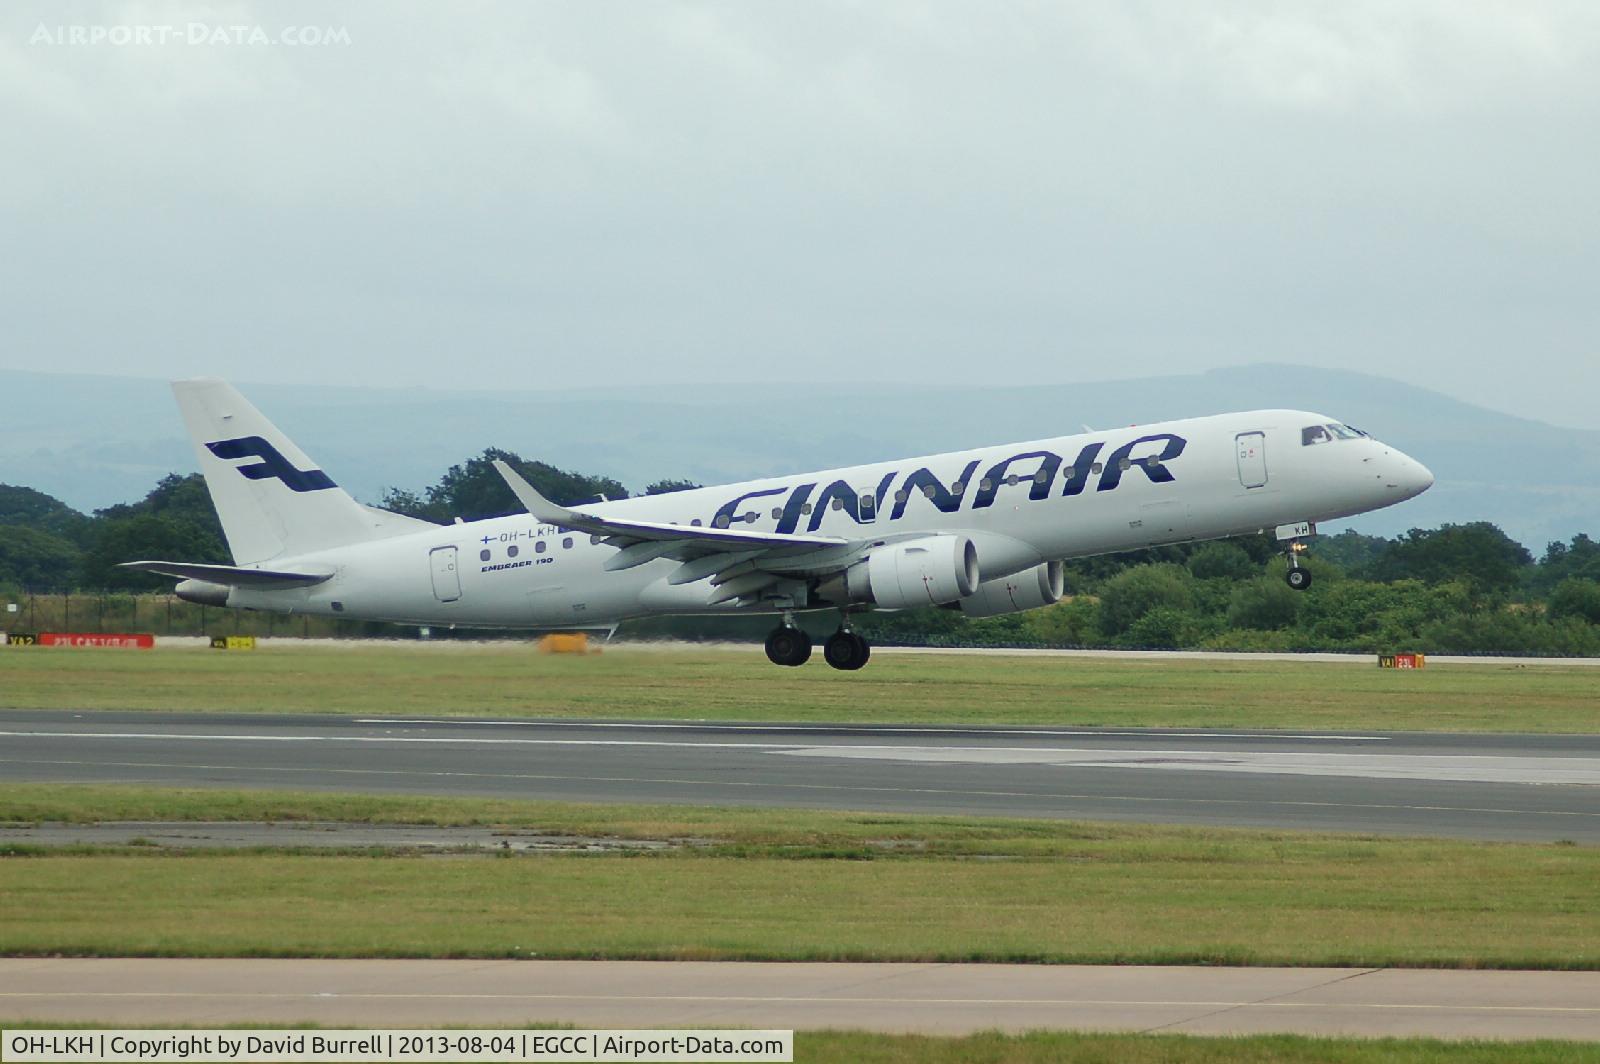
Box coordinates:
[355,719,1393,741]
[778,745,1600,785]
[3,729,1597,785]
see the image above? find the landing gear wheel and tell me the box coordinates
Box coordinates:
[764,626,812,667]
[824,630,871,671]
[1285,567,1313,592]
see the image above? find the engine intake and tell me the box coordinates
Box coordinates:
[831,535,979,610]
[956,561,1064,617]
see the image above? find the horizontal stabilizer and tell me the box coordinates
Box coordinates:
[118,560,333,589]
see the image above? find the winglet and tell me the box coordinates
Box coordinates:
[492,460,575,524]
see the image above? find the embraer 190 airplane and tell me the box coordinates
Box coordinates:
[124,380,1433,670]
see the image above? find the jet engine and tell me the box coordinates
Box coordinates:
[955,561,1064,617]
[820,534,980,609]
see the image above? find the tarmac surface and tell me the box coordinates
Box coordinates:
[3,959,1598,1039]
[2,710,1597,841]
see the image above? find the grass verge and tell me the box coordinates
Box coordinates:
[1,785,1596,969]
[0,1028,1593,1063]
[2,644,1598,732]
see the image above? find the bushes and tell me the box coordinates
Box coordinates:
[1097,564,1195,637]
[1226,578,1301,631]
[1549,578,1600,626]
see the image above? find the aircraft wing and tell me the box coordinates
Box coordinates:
[118,561,333,588]
[493,460,861,603]
[492,460,844,551]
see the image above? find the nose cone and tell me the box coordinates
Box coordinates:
[1389,451,1434,501]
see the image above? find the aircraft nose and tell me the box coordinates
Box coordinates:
[1390,451,1434,499]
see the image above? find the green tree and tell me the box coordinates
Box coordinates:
[381,449,628,522]
[1097,564,1195,636]
[0,485,92,544]
[1124,605,1210,648]
[94,474,226,545]
[1313,530,1390,576]
[644,479,701,496]
[1528,535,1600,596]
[1367,522,1531,596]
[1548,578,1600,626]
[80,474,229,589]
[1226,577,1301,631]
[1187,541,1257,581]
[79,513,230,589]
[0,525,82,588]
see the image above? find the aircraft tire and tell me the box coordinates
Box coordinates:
[765,626,812,667]
[824,631,870,671]
[1286,567,1313,592]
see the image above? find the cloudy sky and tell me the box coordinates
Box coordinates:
[4,2,1598,428]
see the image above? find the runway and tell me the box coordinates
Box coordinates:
[4,959,1599,1039]
[1,710,1597,841]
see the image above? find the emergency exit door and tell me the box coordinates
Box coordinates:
[430,546,461,602]
[1236,432,1268,489]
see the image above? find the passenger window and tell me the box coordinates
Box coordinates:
[479,549,491,562]
[562,537,573,549]
[952,481,966,493]
[535,541,547,554]
[1091,463,1103,474]
[713,515,729,528]
[507,545,518,558]
[801,503,813,515]
[771,507,783,520]
[831,498,844,510]
[979,479,993,492]
[923,484,937,498]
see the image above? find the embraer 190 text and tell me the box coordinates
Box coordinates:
[124,381,1434,670]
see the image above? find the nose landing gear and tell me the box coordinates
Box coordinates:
[1276,521,1316,592]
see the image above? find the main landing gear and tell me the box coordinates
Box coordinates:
[764,622,812,667]
[763,616,872,670]
[823,628,871,671]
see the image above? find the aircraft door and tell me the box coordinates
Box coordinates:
[430,546,462,602]
[1236,432,1268,489]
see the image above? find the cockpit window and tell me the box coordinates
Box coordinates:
[1304,423,1369,446]
[1302,425,1331,446]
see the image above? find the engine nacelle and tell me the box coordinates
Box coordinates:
[825,534,979,610]
[956,561,1064,618]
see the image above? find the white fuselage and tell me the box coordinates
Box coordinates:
[224,409,1432,628]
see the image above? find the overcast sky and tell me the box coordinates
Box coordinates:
[3,2,1598,428]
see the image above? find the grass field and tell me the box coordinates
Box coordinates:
[1,1027,1591,1064]
[1,643,1597,731]
[3,785,1596,968]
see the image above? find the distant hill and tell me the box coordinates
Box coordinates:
[2,365,1595,549]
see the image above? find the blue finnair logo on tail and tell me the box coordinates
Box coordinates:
[206,436,336,492]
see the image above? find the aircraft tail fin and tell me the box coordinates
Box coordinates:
[173,378,430,565]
